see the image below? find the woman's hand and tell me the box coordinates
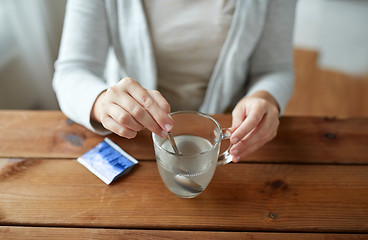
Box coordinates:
[229,91,280,162]
[91,77,173,138]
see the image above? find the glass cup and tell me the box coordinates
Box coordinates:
[152,111,233,198]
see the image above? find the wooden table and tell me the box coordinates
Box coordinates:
[0,110,367,239]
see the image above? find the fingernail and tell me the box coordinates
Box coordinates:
[165,123,172,132]
[232,137,239,144]
[233,155,240,162]
[161,130,168,137]
[232,149,239,155]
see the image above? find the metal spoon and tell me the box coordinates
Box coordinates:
[166,133,203,193]
[174,174,203,193]
[167,132,180,154]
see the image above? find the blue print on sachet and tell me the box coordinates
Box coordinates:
[77,138,138,185]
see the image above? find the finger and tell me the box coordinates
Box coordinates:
[148,90,174,131]
[122,78,173,132]
[230,110,265,145]
[231,103,246,132]
[232,140,267,162]
[230,113,277,159]
[106,80,165,136]
[230,108,279,161]
[241,112,277,148]
[148,90,171,114]
[100,115,137,139]
[107,103,144,132]
[114,91,167,137]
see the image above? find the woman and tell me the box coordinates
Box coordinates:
[53,0,296,162]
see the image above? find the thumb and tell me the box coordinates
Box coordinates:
[230,103,247,132]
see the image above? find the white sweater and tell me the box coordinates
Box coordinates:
[53,0,296,134]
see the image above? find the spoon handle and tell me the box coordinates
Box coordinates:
[167,132,180,154]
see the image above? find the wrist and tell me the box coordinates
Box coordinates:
[91,90,106,123]
[249,91,279,112]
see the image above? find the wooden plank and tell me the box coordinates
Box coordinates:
[0,110,152,160]
[0,227,367,240]
[255,116,368,164]
[0,159,367,232]
[1,111,368,164]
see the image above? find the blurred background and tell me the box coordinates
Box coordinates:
[0,0,367,117]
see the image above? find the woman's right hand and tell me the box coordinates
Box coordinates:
[91,77,173,139]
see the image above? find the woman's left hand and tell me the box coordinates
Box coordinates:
[229,91,280,162]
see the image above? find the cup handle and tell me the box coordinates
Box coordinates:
[218,128,233,166]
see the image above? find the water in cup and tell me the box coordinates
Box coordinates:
[156,135,218,198]
[152,111,233,198]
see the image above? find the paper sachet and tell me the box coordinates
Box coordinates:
[77,138,138,184]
